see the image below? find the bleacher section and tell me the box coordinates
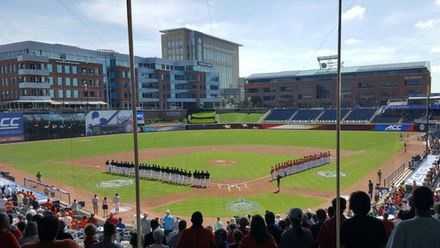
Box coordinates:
[291,109,323,122]
[344,108,377,122]
[318,109,350,122]
[264,108,296,121]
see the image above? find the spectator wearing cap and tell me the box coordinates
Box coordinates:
[341,191,386,248]
[240,214,277,248]
[280,208,314,248]
[387,186,440,248]
[176,211,215,248]
[23,214,79,248]
[317,197,346,248]
[0,212,20,248]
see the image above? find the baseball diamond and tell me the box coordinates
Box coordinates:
[0,129,422,218]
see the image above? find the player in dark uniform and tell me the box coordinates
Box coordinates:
[275,174,282,193]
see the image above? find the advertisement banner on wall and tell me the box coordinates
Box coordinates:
[374,124,416,132]
[0,112,24,143]
[86,111,133,136]
[137,112,145,125]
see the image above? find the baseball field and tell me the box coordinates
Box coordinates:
[0,129,419,218]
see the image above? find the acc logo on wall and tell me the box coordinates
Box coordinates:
[0,113,24,143]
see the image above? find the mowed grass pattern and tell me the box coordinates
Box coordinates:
[0,130,401,216]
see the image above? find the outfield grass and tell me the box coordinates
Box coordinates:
[217,113,263,123]
[0,130,402,216]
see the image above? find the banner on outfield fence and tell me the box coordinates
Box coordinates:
[137,112,145,125]
[86,110,133,136]
[0,112,24,143]
[374,124,416,132]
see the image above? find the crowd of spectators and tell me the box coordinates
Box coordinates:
[2,178,440,248]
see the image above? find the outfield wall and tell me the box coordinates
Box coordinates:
[0,111,428,143]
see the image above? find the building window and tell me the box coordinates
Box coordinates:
[72,78,78,86]
[65,65,71,74]
[71,65,77,74]
[57,64,62,73]
[47,64,52,72]
[66,89,71,98]
[48,77,53,85]
[58,89,64,98]
[58,77,63,85]
[49,89,54,97]
[73,90,78,98]
[66,77,71,86]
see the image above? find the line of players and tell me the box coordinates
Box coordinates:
[270,151,331,180]
[105,160,210,188]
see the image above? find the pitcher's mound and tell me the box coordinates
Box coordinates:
[210,159,237,166]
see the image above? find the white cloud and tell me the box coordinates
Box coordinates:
[342,5,366,22]
[432,47,440,53]
[415,19,440,30]
[78,0,208,32]
[344,38,362,45]
[436,0,440,6]
[433,65,440,73]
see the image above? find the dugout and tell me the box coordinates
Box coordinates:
[23,112,86,141]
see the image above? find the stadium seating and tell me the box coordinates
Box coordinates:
[318,109,350,122]
[344,108,377,122]
[291,109,323,122]
[264,108,297,121]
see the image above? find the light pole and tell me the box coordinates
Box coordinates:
[126,1,142,247]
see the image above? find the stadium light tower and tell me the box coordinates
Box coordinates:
[335,0,343,248]
[125,0,142,247]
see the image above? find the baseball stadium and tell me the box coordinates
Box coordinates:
[0,99,435,219]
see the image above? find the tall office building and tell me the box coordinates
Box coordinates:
[160,28,241,91]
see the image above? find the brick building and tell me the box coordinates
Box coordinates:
[0,41,220,110]
[245,62,431,108]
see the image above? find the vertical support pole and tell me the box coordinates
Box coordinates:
[126,1,142,247]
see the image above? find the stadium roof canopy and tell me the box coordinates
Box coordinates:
[247,61,430,80]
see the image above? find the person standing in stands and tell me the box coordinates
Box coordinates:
[0,213,20,248]
[280,208,314,248]
[92,194,99,216]
[94,222,122,248]
[317,197,346,248]
[368,180,374,199]
[341,191,386,248]
[162,210,176,237]
[377,169,383,186]
[240,215,277,248]
[387,186,440,248]
[176,211,215,248]
[23,214,79,248]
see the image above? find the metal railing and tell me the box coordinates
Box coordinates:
[23,177,71,205]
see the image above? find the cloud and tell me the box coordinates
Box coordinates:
[78,0,208,32]
[433,64,440,73]
[342,5,366,22]
[415,19,440,30]
[436,0,440,6]
[432,47,440,53]
[344,38,362,45]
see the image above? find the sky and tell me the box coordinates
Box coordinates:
[1,0,439,91]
